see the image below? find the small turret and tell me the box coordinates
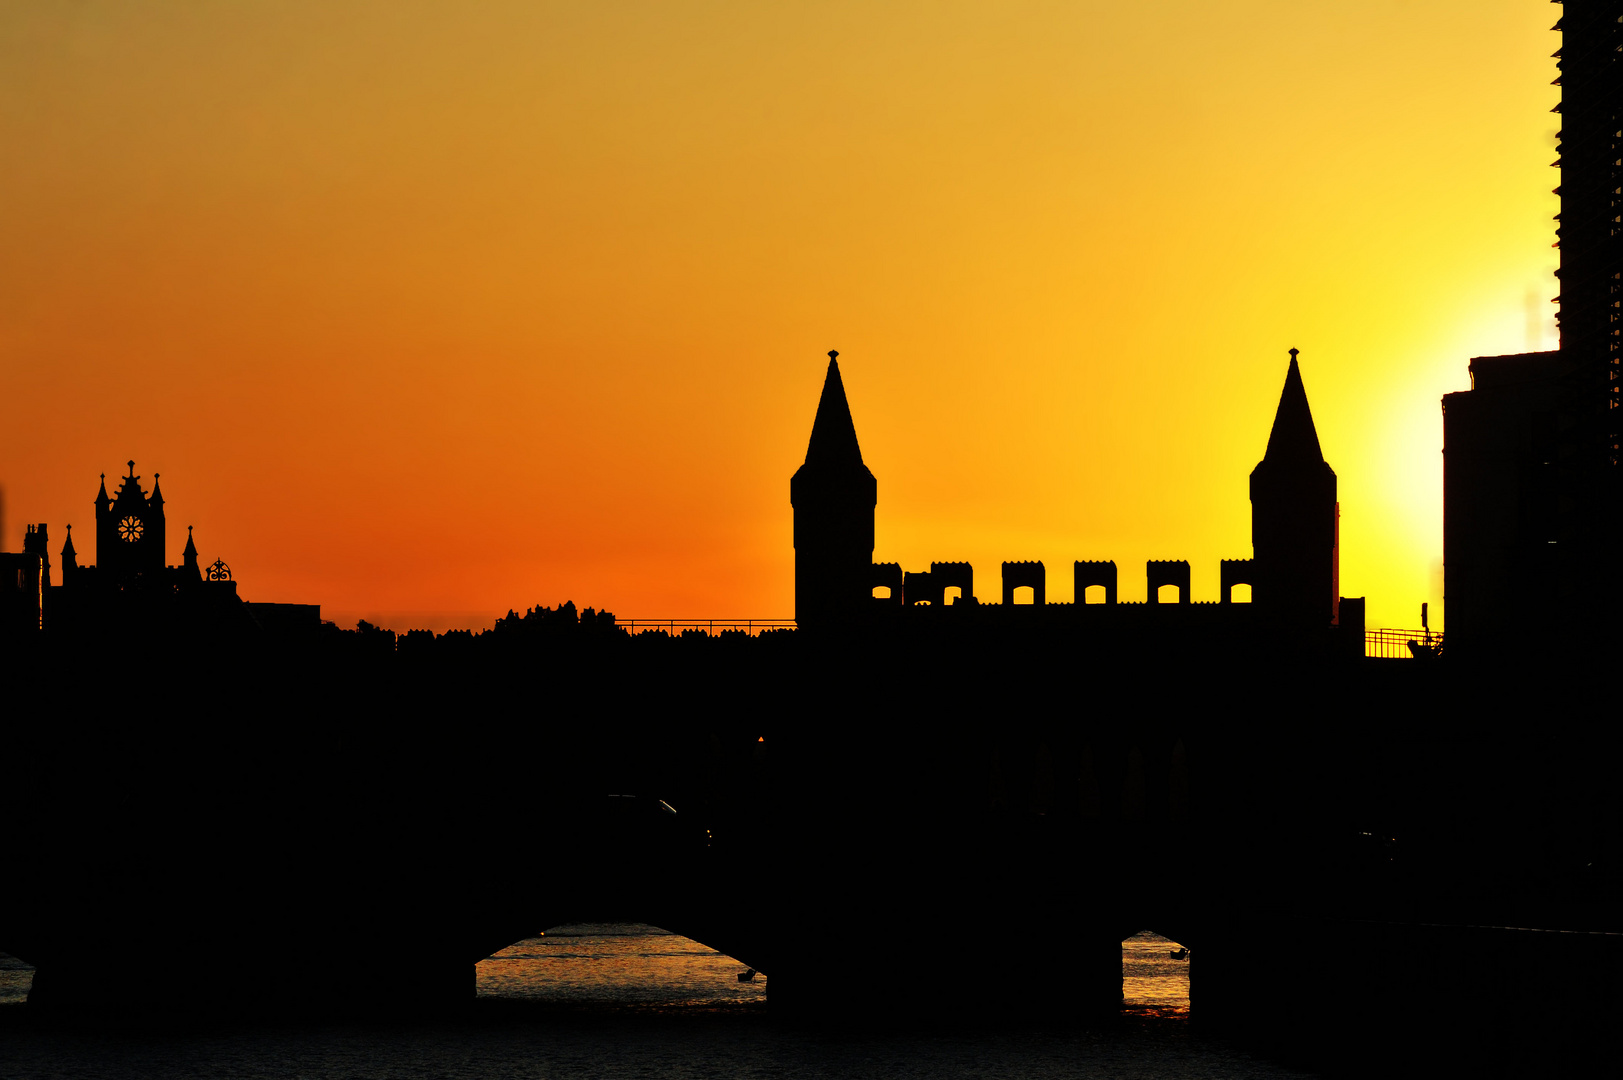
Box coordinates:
[790,351,878,624]
[183,525,201,582]
[61,524,78,584]
[1249,349,1338,626]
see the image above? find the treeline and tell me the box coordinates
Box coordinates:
[312,601,621,657]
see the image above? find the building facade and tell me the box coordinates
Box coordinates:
[1442,1,1621,657]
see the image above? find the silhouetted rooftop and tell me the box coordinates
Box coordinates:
[1465,350,1566,391]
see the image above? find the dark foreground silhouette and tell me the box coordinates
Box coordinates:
[2,6,1619,1077]
[2,607,1618,1076]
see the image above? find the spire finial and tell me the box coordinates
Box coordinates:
[1259,349,1325,464]
[800,351,865,468]
[188,525,193,535]
[127,460,135,477]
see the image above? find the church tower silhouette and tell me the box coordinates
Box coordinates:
[791,352,877,624]
[1250,351,1339,626]
[96,461,167,586]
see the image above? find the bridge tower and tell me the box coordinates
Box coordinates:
[1250,351,1338,627]
[791,352,877,625]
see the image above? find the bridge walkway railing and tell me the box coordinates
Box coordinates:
[1365,627,1443,659]
[616,619,796,637]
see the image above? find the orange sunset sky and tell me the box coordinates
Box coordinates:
[1,2,1559,631]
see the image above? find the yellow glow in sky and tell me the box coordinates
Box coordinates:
[0,2,1560,630]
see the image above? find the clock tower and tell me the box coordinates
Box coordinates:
[95,461,167,586]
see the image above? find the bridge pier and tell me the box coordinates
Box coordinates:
[1077,932,1126,1016]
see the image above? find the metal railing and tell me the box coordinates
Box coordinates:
[615,619,797,637]
[1366,627,1444,659]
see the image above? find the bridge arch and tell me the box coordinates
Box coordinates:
[1120,929,1193,1011]
[870,562,903,608]
[479,923,766,1005]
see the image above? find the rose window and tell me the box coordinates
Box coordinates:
[118,516,144,542]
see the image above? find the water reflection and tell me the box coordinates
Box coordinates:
[0,955,32,1005]
[1123,931,1189,1011]
[477,923,766,1009]
[5,928,1192,1014]
[0,930,1324,1080]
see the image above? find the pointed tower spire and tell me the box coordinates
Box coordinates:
[1261,348,1326,466]
[61,524,78,582]
[150,471,164,506]
[803,351,867,470]
[791,350,879,625]
[1250,348,1338,627]
[96,473,111,509]
[182,524,200,581]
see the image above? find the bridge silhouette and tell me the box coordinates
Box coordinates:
[2,344,1616,1076]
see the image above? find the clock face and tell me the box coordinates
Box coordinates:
[118,515,144,542]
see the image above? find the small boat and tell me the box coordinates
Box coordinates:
[738,968,757,982]
[1169,948,1189,960]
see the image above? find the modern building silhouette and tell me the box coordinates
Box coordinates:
[792,348,1358,644]
[1442,0,1620,657]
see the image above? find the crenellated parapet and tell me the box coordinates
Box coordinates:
[792,349,1349,638]
[888,561,976,606]
[930,562,973,605]
[870,562,903,606]
[1001,561,1046,606]
[1219,559,1255,604]
[902,568,936,606]
[1074,560,1118,605]
[1146,560,1191,605]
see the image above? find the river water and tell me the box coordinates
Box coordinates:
[0,927,1316,1078]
